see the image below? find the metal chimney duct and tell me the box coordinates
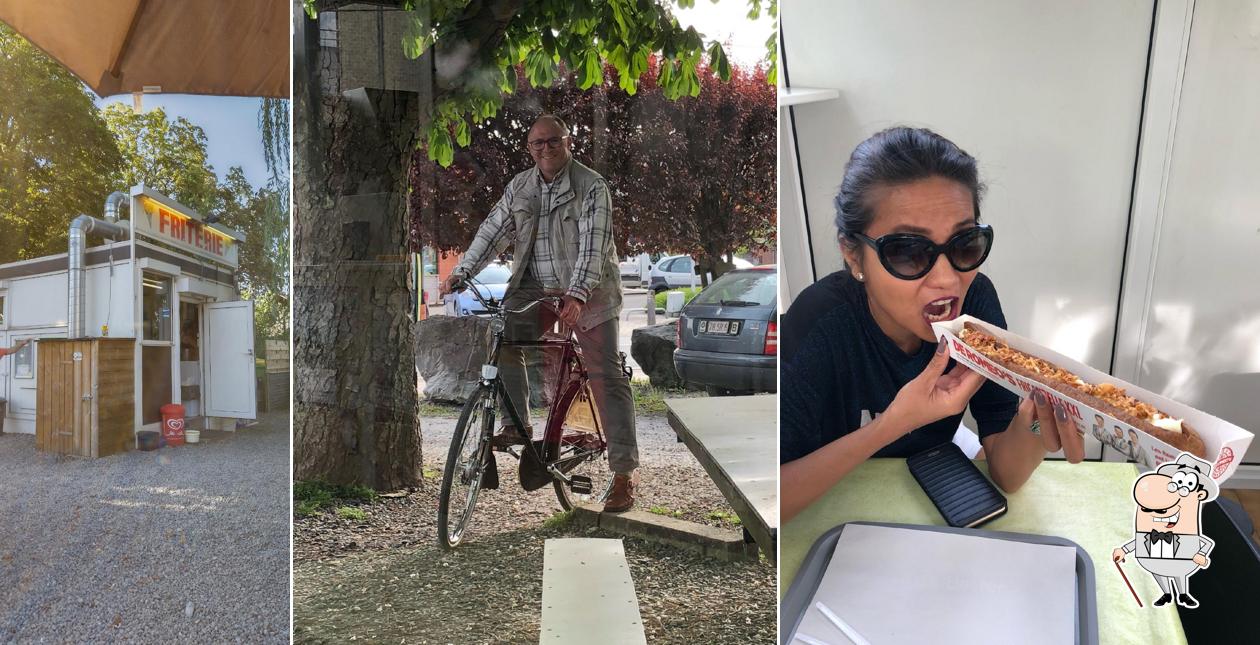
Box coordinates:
[103,191,127,223]
[68,207,130,338]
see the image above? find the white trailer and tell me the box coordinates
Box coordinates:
[0,184,257,438]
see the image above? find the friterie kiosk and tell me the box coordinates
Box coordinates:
[0,185,257,456]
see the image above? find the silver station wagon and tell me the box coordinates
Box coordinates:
[673,266,778,395]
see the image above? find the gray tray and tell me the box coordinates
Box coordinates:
[780,522,1098,645]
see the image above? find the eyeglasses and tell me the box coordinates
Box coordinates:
[527,136,568,151]
[851,224,993,280]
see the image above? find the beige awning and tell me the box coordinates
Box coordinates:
[0,0,288,98]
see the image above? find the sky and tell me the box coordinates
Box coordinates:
[96,94,275,190]
[675,1,776,67]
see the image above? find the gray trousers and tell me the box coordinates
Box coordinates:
[500,280,638,475]
[1137,557,1199,596]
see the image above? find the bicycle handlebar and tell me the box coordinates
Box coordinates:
[455,275,563,316]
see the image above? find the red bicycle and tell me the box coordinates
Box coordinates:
[436,279,622,549]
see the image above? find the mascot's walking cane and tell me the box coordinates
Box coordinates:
[1114,559,1143,607]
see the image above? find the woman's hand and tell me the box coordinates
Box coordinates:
[1006,388,1086,463]
[885,337,987,433]
[985,386,1087,492]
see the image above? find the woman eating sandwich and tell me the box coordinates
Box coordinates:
[780,127,1084,522]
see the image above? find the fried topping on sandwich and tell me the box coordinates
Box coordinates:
[960,327,1182,433]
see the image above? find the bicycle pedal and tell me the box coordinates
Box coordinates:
[568,475,592,495]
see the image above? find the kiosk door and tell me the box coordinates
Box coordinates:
[204,301,256,419]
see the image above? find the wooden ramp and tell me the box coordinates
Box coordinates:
[665,395,779,563]
[540,538,646,645]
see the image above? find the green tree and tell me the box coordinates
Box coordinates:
[255,97,293,346]
[218,167,291,347]
[410,58,776,281]
[0,24,123,262]
[101,103,223,216]
[305,0,776,166]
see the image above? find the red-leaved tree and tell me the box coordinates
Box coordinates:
[409,57,776,281]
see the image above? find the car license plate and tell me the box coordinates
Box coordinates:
[698,320,740,335]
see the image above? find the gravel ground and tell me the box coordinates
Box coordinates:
[0,413,290,644]
[294,406,777,643]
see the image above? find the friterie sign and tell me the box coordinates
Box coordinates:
[133,193,240,268]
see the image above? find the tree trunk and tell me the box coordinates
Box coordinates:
[292,12,422,490]
[694,186,737,286]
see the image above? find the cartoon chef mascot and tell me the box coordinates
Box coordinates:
[1113,453,1217,608]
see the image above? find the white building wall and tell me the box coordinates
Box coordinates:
[8,272,68,330]
[85,258,136,337]
[1,257,138,434]
[5,256,135,335]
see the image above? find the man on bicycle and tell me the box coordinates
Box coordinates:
[439,114,639,513]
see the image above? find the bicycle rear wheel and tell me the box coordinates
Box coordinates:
[545,384,613,511]
[437,385,495,549]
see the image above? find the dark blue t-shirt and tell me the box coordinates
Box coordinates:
[780,270,1019,464]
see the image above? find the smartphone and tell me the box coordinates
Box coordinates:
[907,442,1007,528]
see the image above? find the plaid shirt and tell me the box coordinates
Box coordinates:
[456,162,613,303]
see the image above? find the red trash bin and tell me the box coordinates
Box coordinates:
[160,403,186,447]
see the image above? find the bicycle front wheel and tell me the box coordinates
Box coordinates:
[437,385,495,549]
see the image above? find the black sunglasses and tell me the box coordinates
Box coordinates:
[851,224,994,280]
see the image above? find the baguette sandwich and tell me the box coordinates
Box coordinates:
[959,322,1207,458]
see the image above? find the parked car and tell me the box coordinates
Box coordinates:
[673,266,777,395]
[619,253,649,282]
[649,254,752,293]
[448,262,511,316]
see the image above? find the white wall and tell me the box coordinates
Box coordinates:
[782,0,1153,374]
[1,257,137,434]
[86,259,136,336]
[2,326,67,434]
[8,273,68,330]
[6,257,135,335]
[1113,0,1260,471]
[778,106,813,309]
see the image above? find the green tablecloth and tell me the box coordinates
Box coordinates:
[781,459,1186,645]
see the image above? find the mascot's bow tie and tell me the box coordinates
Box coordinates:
[1149,529,1175,544]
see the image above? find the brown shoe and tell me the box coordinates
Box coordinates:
[603,473,635,513]
[489,425,530,450]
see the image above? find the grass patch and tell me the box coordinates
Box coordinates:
[422,467,441,480]
[335,506,368,521]
[295,500,322,518]
[706,510,743,526]
[419,401,462,418]
[631,381,686,415]
[293,480,379,517]
[542,510,575,529]
[649,505,685,519]
[653,287,702,311]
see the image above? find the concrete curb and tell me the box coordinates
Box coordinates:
[571,505,760,562]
